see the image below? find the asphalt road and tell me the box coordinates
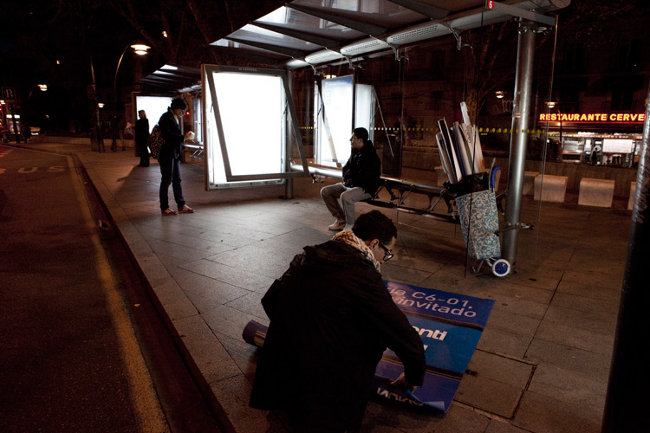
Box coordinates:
[0,145,224,433]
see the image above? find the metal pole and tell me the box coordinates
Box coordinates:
[89,57,104,152]
[502,20,536,266]
[111,45,129,152]
[285,71,294,199]
[601,85,650,433]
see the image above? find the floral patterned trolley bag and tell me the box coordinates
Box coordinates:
[455,188,510,277]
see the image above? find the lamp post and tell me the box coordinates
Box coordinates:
[111,43,150,152]
[545,101,562,161]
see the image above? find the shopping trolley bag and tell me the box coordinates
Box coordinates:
[455,189,500,260]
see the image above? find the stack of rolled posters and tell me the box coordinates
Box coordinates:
[436,102,485,184]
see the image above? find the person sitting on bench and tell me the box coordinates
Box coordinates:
[321,127,381,231]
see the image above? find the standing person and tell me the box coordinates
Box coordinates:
[158,98,193,216]
[135,110,150,167]
[321,127,381,231]
[250,210,425,433]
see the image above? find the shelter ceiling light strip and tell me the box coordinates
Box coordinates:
[304,50,343,64]
[339,38,389,56]
[387,23,449,45]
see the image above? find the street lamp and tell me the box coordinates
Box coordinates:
[545,101,562,161]
[111,43,150,152]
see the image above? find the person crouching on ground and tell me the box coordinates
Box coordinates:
[249,210,425,433]
[321,127,381,231]
[158,97,193,216]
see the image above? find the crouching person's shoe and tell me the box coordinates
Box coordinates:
[328,219,346,231]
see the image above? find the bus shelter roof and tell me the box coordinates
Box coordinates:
[211,0,567,69]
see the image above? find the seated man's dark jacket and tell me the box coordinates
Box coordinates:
[158,110,183,159]
[249,239,425,432]
[342,142,381,195]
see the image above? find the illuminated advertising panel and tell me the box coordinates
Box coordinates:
[202,65,309,189]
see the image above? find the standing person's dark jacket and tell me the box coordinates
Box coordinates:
[249,239,425,432]
[134,117,149,146]
[342,141,381,196]
[158,110,183,159]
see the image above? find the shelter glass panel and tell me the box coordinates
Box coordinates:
[202,65,309,190]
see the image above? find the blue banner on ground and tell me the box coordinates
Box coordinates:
[384,317,483,374]
[373,360,459,412]
[385,281,494,328]
[242,280,494,414]
[373,281,494,412]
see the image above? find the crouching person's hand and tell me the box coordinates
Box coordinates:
[390,372,416,392]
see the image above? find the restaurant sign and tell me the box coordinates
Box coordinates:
[539,112,645,124]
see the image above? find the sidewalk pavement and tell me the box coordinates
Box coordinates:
[24,139,631,433]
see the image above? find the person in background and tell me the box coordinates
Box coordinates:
[158,98,193,216]
[135,110,150,167]
[250,210,425,433]
[321,127,381,231]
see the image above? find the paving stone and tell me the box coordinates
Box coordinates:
[543,303,618,334]
[456,351,533,418]
[225,292,266,320]
[202,303,264,342]
[174,315,241,384]
[485,419,532,433]
[524,339,611,383]
[209,374,282,433]
[487,294,549,320]
[477,327,533,359]
[150,278,198,321]
[180,258,275,293]
[485,309,541,337]
[362,400,489,433]
[556,278,621,302]
[513,390,603,433]
[206,243,297,280]
[172,267,251,312]
[528,364,608,406]
[534,319,614,355]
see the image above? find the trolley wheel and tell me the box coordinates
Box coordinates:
[491,259,511,277]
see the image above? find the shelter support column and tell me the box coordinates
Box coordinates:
[285,71,295,199]
[502,20,536,266]
[601,85,650,433]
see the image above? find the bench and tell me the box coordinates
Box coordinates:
[534,174,567,203]
[363,177,457,223]
[578,178,615,208]
[182,142,204,159]
[301,164,457,222]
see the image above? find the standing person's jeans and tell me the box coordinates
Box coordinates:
[159,154,186,211]
[320,183,371,226]
[137,140,150,167]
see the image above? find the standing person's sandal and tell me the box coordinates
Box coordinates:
[178,205,194,214]
[162,208,178,216]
